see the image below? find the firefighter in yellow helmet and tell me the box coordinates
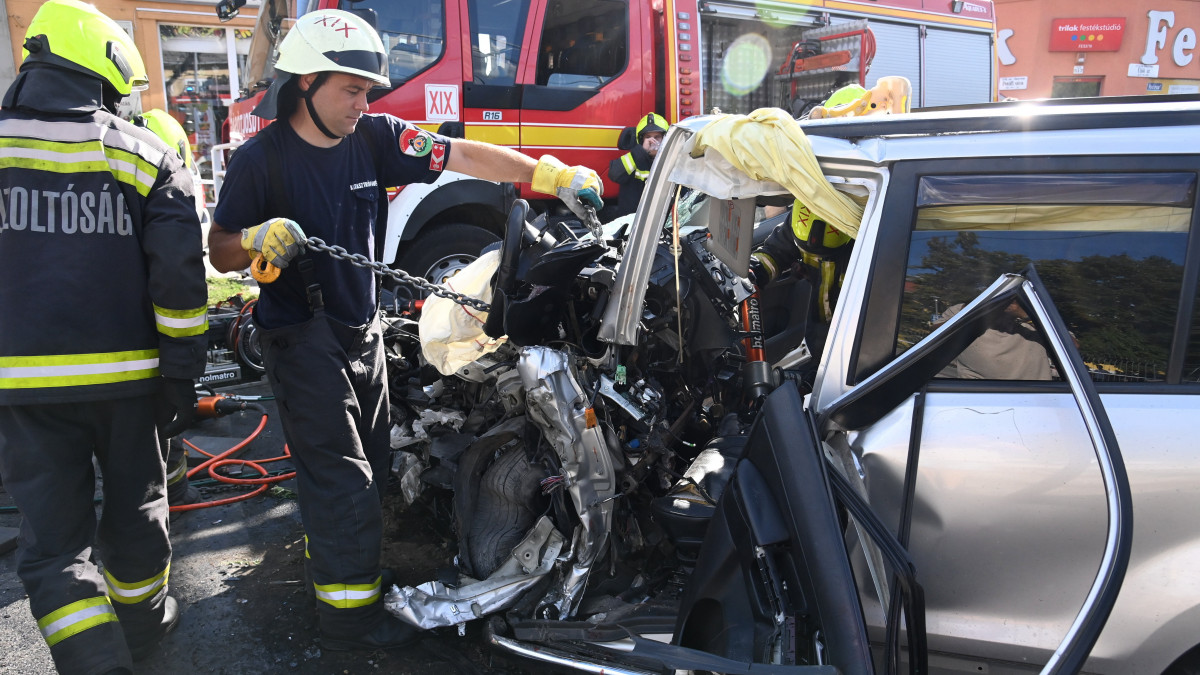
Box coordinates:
[136,108,193,169]
[135,108,210,228]
[608,112,669,218]
[750,201,852,319]
[0,1,207,672]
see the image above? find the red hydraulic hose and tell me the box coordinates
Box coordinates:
[168,398,296,512]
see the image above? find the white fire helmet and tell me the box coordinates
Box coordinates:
[253,9,389,120]
[275,10,389,85]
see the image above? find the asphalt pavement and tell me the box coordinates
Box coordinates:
[0,378,545,674]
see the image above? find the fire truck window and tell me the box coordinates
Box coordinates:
[371,0,445,82]
[468,0,532,87]
[896,172,1195,384]
[536,0,628,88]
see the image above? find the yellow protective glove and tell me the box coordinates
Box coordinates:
[240,218,307,269]
[532,155,604,220]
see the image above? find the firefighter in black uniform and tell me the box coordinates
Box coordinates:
[607,112,669,219]
[749,200,853,358]
[0,1,208,672]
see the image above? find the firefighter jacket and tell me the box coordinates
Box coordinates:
[0,67,208,405]
[607,144,653,219]
[751,202,853,323]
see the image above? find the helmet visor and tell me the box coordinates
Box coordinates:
[323,49,388,82]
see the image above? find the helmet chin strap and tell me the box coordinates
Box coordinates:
[301,73,342,140]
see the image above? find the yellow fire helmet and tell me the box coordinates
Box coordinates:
[824,84,868,110]
[635,113,669,143]
[21,0,149,96]
[136,109,193,169]
[791,201,851,252]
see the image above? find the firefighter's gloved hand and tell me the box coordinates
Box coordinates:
[240,218,306,268]
[749,253,773,287]
[158,377,197,439]
[532,155,604,221]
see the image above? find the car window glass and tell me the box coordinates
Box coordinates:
[897,172,1195,383]
[535,0,628,89]
[468,0,532,87]
[371,0,445,82]
[1187,278,1200,382]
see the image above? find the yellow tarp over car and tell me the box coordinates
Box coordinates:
[689,107,864,237]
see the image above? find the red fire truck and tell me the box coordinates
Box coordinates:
[214,0,996,281]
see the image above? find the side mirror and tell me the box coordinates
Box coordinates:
[215,0,246,21]
[617,126,636,150]
[437,121,466,139]
[344,7,379,30]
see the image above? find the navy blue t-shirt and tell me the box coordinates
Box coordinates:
[214,114,450,328]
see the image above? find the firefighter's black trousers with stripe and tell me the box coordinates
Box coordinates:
[0,397,172,674]
[260,312,391,634]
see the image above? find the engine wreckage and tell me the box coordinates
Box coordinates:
[372,109,1132,675]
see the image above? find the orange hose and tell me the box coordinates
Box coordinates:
[168,414,296,512]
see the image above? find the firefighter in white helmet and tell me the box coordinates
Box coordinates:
[0,0,208,671]
[207,9,603,651]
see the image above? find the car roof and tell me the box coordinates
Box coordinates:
[674,96,1200,168]
[798,94,1200,140]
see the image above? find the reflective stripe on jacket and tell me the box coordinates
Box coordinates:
[620,152,649,181]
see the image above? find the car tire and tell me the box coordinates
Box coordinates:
[394,223,499,288]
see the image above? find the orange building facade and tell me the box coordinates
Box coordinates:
[995,0,1200,99]
[5,0,260,188]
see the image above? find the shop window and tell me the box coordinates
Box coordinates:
[160,25,251,202]
[897,173,1194,383]
[1051,76,1102,98]
[536,0,628,89]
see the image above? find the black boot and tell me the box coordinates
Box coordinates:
[320,612,420,651]
[125,595,181,661]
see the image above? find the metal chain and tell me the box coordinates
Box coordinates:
[304,237,492,312]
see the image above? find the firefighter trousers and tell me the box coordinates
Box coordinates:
[260,312,391,635]
[0,396,172,675]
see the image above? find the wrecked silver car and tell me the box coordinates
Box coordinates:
[380,96,1200,674]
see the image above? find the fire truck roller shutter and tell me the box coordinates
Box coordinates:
[863,21,922,108]
[924,28,994,106]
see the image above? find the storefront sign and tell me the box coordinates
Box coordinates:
[1141,11,1197,67]
[1050,18,1125,52]
[1128,63,1161,78]
[998,76,1028,91]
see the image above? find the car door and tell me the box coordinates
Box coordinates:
[460,0,536,148]
[517,0,651,197]
[826,156,1200,673]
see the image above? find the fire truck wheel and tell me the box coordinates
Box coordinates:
[394,223,500,291]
